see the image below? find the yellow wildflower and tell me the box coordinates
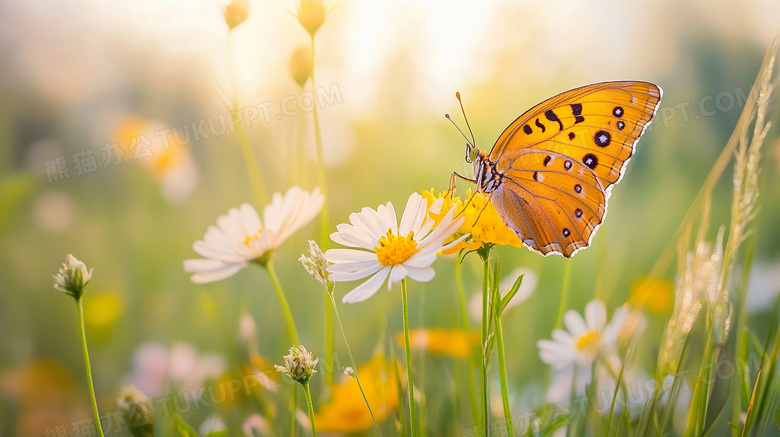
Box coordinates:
[315,353,401,433]
[629,276,674,316]
[422,188,523,252]
[394,328,480,359]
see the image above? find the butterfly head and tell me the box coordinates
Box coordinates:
[473,149,501,194]
[465,143,479,163]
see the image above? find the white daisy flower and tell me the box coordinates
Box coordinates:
[325,192,467,303]
[183,186,324,283]
[538,300,626,369]
[537,299,628,403]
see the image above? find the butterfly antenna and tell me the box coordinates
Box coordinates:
[445,113,473,148]
[455,92,476,147]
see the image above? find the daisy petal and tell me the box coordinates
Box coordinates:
[585,300,607,331]
[563,310,588,337]
[342,267,391,303]
[387,264,408,288]
[404,266,435,282]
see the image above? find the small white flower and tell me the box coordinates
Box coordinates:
[537,300,627,403]
[325,192,466,303]
[53,254,93,299]
[537,300,626,369]
[183,186,324,283]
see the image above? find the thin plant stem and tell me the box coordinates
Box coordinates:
[309,34,334,390]
[494,309,515,437]
[328,292,382,435]
[391,341,409,437]
[76,298,105,437]
[228,32,267,206]
[480,250,491,437]
[684,316,715,437]
[324,299,333,388]
[303,382,318,437]
[263,259,300,345]
[401,279,418,437]
[555,262,573,329]
[605,350,629,436]
[455,259,481,425]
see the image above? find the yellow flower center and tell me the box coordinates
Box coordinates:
[576,330,601,353]
[375,229,418,266]
[244,228,264,245]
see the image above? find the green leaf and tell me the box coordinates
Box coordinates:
[740,329,752,406]
[173,413,199,437]
[702,345,732,435]
[499,274,525,315]
[204,432,229,437]
[541,413,570,437]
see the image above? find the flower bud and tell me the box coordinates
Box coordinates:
[296,0,326,36]
[274,345,319,385]
[117,386,155,437]
[289,46,313,88]
[299,240,329,288]
[223,0,249,31]
[52,254,93,299]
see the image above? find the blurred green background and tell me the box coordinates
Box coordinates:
[1,0,779,435]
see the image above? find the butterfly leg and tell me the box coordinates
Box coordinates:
[448,172,476,198]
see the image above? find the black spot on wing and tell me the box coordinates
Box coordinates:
[523,125,532,135]
[594,130,611,147]
[583,153,598,169]
[570,103,585,124]
[544,109,564,131]
[535,118,546,133]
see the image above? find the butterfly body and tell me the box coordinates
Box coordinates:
[461,81,662,258]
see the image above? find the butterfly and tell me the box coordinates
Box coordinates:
[452,81,662,258]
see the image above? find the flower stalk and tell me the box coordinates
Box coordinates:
[262,258,300,345]
[303,381,318,437]
[77,297,105,437]
[401,279,418,437]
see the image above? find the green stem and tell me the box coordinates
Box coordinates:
[324,297,333,389]
[605,353,628,436]
[684,318,715,437]
[401,279,418,437]
[264,259,300,345]
[329,292,382,435]
[555,261,573,329]
[494,311,515,437]
[303,382,318,437]
[480,251,490,437]
[228,32,267,206]
[455,259,481,426]
[76,298,105,437]
[310,33,334,391]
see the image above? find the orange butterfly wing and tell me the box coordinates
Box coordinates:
[488,81,662,257]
